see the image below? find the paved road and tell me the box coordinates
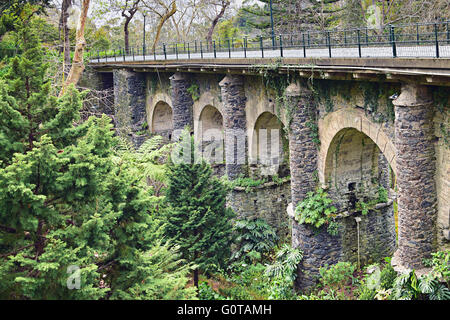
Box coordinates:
[90,44,450,64]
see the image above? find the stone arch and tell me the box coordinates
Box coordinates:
[250,111,289,176]
[324,127,395,208]
[320,114,398,266]
[151,101,173,140]
[318,108,397,185]
[198,105,224,167]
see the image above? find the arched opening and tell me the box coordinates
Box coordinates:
[324,128,397,265]
[198,105,224,171]
[251,112,290,178]
[152,101,173,140]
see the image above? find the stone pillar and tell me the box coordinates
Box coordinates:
[392,83,437,270]
[219,75,247,180]
[170,73,194,137]
[113,69,147,147]
[286,83,317,206]
[286,82,340,291]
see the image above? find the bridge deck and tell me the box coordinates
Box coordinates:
[89,47,450,86]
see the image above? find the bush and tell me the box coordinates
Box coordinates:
[231,218,278,263]
[294,188,338,235]
[198,282,226,300]
[319,262,356,290]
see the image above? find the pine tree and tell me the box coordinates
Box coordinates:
[164,130,234,288]
[0,14,195,300]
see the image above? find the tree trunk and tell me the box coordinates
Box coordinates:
[124,19,130,53]
[193,269,199,289]
[206,1,229,48]
[59,0,71,76]
[59,0,90,97]
[151,1,176,53]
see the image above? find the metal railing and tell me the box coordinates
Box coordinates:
[88,21,450,63]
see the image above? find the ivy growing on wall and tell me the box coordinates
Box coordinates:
[359,82,397,123]
[187,83,200,101]
[433,87,450,148]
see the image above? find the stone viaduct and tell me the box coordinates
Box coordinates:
[86,56,450,290]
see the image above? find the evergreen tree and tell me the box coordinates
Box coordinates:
[165,130,234,288]
[0,15,195,300]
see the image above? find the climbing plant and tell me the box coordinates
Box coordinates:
[187,83,200,101]
[294,187,339,236]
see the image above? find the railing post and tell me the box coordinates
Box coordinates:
[390,25,397,58]
[231,38,234,51]
[260,35,264,58]
[176,44,178,59]
[228,39,231,58]
[271,34,275,50]
[279,34,283,57]
[416,23,420,45]
[123,47,125,61]
[163,43,167,60]
[105,50,107,62]
[327,31,331,58]
[195,40,197,53]
[447,20,450,44]
[143,46,145,61]
[132,47,135,61]
[114,48,117,62]
[434,23,440,58]
[188,42,190,59]
[307,31,310,47]
[244,37,247,58]
[200,41,203,59]
[302,33,306,57]
[97,50,100,63]
[365,27,369,46]
[154,47,156,60]
[213,40,216,58]
[344,30,347,45]
[357,29,362,58]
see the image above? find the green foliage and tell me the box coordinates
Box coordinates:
[231,218,278,263]
[198,282,227,300]
[377,186,388,203]
[0,21,195,300]
[164,130,235,282]
[220,174,270,193]
[357,258,396,300]
[356,253,450,300]
[265,244,303,300]
[355,200,370,215]
[424,251,450,281]
[294,188,338,234]
[187,83,200,101]
[312,80,334,113]
[216,19,241,40]
[319,262,356,291]
[222,262,270,299]
[306,120,320,147]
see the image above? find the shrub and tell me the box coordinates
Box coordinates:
[231,218,278,263]
[294,188,338,235]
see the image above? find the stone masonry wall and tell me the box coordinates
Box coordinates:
[113,69,148,147]
[219,75,248,180]
[393,84,437,270]
[228,181,292,240]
